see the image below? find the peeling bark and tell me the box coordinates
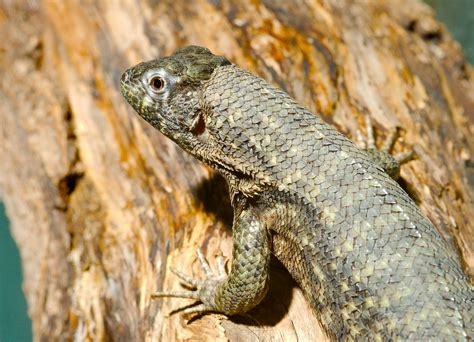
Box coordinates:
[0,0,472,340]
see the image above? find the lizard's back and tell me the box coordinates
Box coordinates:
[205,65,474,340]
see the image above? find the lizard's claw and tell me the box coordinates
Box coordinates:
[152,248,227,315]
[358,115,415,180]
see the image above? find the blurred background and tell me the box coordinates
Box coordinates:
[0,0,472,341]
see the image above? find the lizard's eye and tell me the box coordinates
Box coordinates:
[148,76,166,94]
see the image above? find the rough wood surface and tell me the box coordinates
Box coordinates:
[0,0,472,341]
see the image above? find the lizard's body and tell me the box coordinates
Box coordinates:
[121,46,473,340]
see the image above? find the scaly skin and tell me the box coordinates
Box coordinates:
[120,46,473,340]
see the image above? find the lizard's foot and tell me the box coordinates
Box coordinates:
[152,248,227,315]
[358,115,414,180]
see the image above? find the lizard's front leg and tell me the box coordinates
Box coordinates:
[153,207,271,316]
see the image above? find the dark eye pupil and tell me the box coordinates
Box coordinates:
[150,77,165,91]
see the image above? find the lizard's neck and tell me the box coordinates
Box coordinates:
[217,167,265,205]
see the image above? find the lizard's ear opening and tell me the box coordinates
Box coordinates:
[190,112,206,135]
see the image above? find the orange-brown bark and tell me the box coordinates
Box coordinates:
[0,0,472,340]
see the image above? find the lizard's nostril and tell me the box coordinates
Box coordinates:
[120,70,131,84]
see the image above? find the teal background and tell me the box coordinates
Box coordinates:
[0,1,472,341]
[0,202,32,342]
[426,0,474,63]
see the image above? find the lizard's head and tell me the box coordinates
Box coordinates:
[120,46,230,151]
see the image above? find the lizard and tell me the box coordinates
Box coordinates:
[120,45,474,340]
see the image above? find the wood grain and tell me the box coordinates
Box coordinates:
[0,0,472,340]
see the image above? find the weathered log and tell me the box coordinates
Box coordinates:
[0,0,472,340]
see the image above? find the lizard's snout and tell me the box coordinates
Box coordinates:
[120,69,137,101]
[120,69,131,85]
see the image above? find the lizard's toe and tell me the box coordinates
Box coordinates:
[151,249,228,315]
[169,267,198,287]
[361,115,415,180]
[152,289,199,300]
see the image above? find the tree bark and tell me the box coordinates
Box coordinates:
[0,0,473,340]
